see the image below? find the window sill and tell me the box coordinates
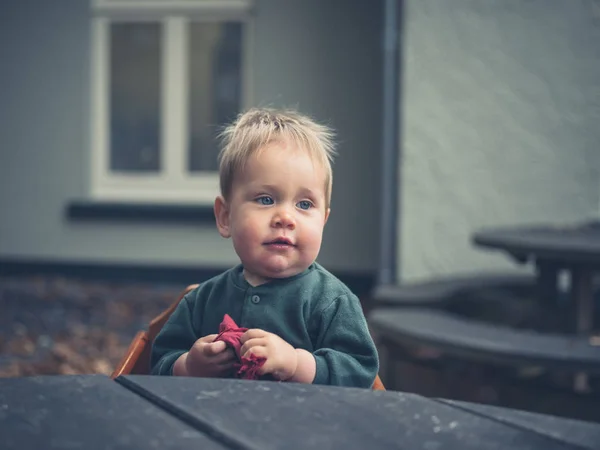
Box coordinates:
[66,200,215,225]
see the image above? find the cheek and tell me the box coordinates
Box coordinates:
[301,219,326,247]
[231,213,262,241]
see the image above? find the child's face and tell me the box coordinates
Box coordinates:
[215,140,330,286]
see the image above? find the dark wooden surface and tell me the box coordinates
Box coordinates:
[369,307,600,370]
[3,374,600,449]
[117,375,598,450]
[0,374,226,450]
[473,224,600,265]
[373,273,534,307]
[439,399,600,450]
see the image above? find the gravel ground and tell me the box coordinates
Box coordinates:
[0,275,184,377]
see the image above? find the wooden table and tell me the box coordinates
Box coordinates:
[0,374,226,449]
[2,374,600,449]
[473,223,600,335]
[473,223,600,391]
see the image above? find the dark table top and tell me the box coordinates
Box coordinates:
[118,375,600,450]
[0,374,226,450]
[439,399,600,450]
[2,374,600,450]
[473,222,600,265]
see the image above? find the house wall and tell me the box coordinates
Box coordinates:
[0,0,382,274]
[398,0,600,282]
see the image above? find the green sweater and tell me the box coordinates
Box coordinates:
[151,263,379,388]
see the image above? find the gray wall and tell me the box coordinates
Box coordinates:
[0,0,382,274]
[399,0,600,282]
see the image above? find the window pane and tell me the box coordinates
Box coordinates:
[110,23,161,173]
[188,22,242,172]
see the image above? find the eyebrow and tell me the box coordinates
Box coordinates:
[253,184,279,192]
[297,187,321,198]
[253,184,323,199]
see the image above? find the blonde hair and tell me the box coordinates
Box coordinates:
[218,107,336,207]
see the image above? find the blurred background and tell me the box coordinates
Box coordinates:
[1,0,600,423]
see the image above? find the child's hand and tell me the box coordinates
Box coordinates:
[183,334,237,378]
[239,329,298,381]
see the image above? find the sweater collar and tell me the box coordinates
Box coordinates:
[230,263,316,291]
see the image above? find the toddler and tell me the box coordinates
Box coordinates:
[151,108,379,387]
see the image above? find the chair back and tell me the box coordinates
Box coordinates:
[111,284,198,377]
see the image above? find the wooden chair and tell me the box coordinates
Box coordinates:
[112,284,386,391]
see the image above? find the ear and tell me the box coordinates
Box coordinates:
[324,208,330,225]
[214,196,231,238]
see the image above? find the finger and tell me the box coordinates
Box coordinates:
[255,360,287,380]
[209,348,238,364]
[258,366,274,378]
[240,329,267,343]
[203,340,227,356]
[222,349,238,363]
[192,334,218,350]
[199,334,219,343]
[256,359,282,378]
[218,362,238,377]
[217,360,238,371]
[242,345,266,360]
[240,337,267,357]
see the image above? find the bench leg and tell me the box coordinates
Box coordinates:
[536,262,559,304]
[572,268,594,393]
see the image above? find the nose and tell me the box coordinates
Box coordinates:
[271,207,296,230]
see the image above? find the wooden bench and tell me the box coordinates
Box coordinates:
[369,307,600,390]
[372,273,534,308]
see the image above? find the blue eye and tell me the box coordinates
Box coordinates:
[257,196,274,205]
[297,200,312,210]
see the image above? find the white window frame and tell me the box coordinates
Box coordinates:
[90,0,254,204]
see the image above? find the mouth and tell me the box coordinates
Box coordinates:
[264,237,295,247]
